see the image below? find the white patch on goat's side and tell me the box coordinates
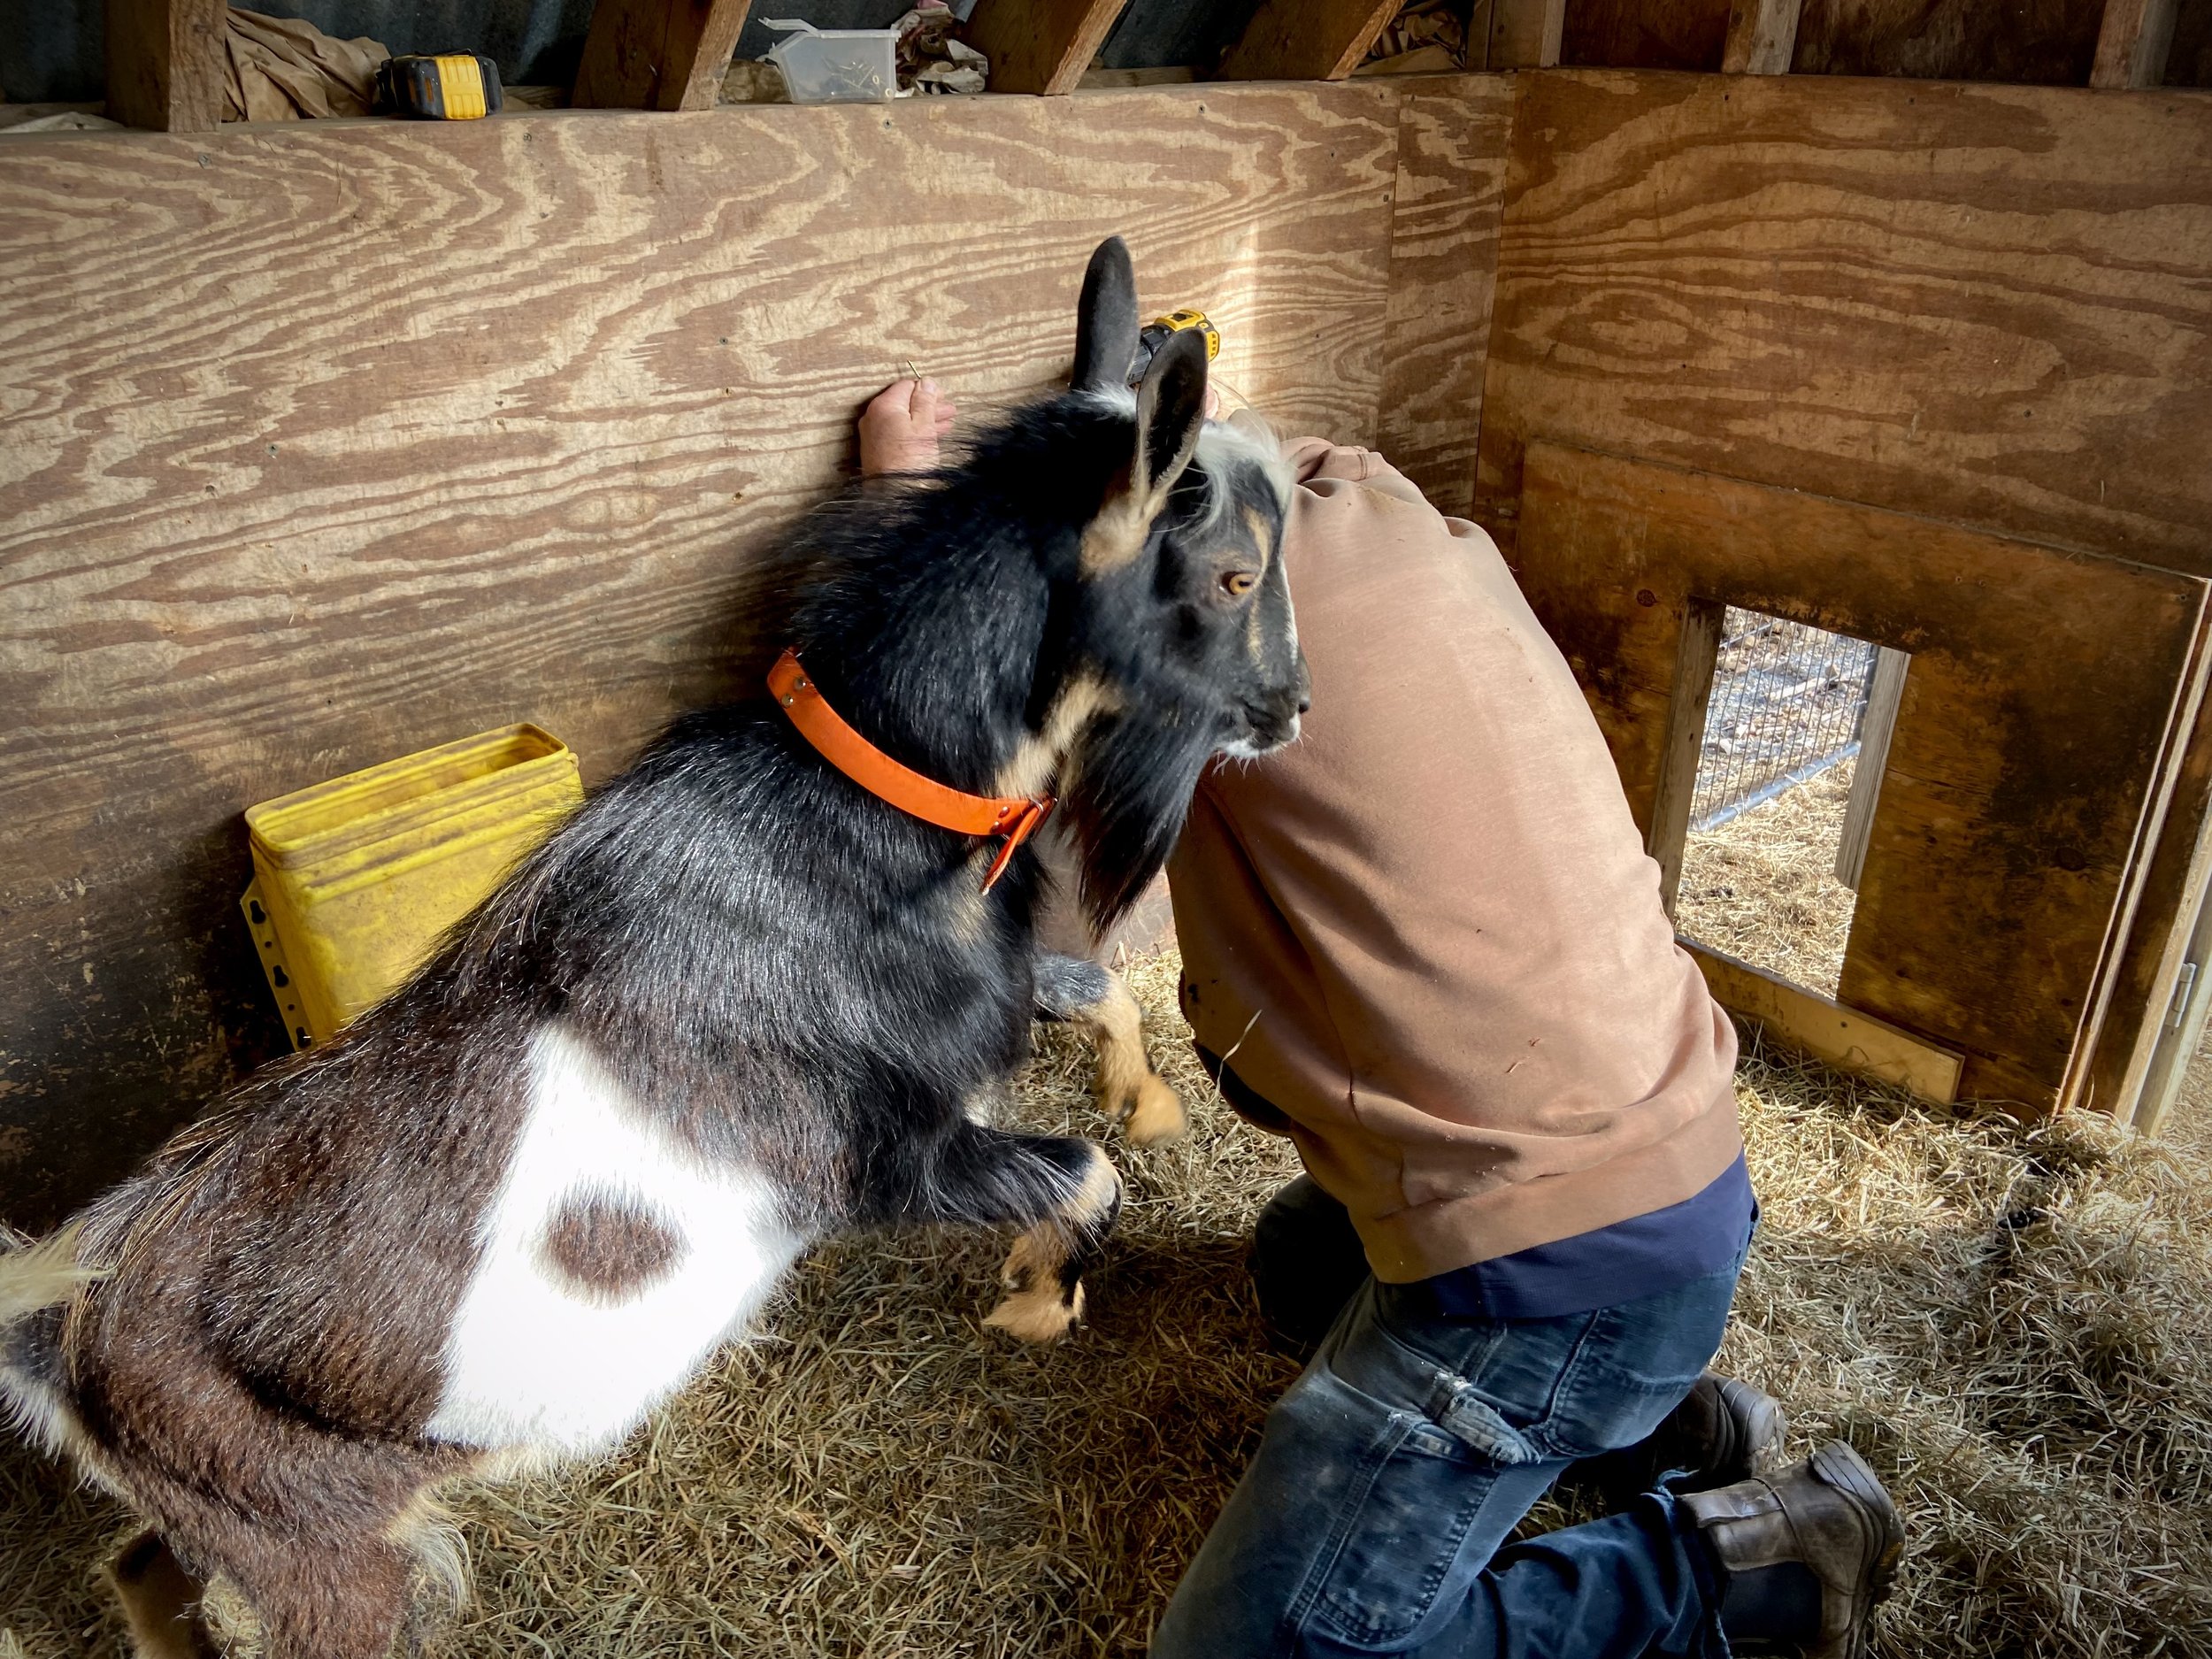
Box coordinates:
[426,1027,803,1457]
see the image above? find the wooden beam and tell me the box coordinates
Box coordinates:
[104,0,226,132]
[1721,0,1801,73]
[1834,646,1908,889]
[1649,598,1726,918]
[2092,0,2179,87]
[1487,0,1566,68]
[1217,0,1402,81]
[965,0,1133,96]
[2130,864,2212,1133]
[1685,939,1964,1103]
[572,0,753,111]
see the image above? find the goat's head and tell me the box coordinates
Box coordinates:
[999,237,1311,928]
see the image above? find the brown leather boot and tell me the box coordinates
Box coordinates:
[1655,1372,1788,1489]
[1578,1371,1787,1504]
[1679,1440,1905,1659]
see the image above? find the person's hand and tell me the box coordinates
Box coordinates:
[859,378,957,476]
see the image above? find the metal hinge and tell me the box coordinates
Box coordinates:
[2168,960,2200,1032]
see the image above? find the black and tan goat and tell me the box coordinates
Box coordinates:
[0,236,1307,1658]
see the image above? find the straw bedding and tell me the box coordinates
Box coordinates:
[4,944,2210,1657]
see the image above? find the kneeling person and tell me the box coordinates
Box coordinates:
[1154,432,1904,1659]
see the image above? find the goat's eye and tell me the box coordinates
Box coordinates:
[1221,571,1258,599]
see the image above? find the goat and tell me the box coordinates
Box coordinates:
[0,235,1308,1659]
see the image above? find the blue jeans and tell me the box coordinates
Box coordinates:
[1152,1242,1745,1658]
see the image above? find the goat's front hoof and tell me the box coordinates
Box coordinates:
[1118,1074,1187,1147]
[984,1279,1087,1344]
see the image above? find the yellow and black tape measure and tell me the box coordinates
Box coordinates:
[374,54,503,120]
[1129,309,1222,382]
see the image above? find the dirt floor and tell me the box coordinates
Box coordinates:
[5,939,2212,1657]
[1678,757,1861,997]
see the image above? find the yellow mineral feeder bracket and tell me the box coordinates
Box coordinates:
[240,724,583,1049]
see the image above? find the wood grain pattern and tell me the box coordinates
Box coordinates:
[572,0,755,111]
[1516,442,2208,1109]
[0,81,1476,1227]
[1217,0,1402,81]
[1723,0,1802,73]
[2093,0,2181,86]
[1647,597,1725,915]
[1477,71,2212,574]
[965,0,1132,96]
[1685,940,1963,1101]
[1833,645,1907,887]
[104,0,226,132]
[1790,0,2105,83]
[1374,74,1514,516]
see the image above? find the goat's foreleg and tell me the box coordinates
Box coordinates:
[1033,953,1186,1146]
[912,1124,1124,1343]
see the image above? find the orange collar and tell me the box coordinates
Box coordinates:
[769,648,1055,893]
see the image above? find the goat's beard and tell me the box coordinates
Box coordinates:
[1056,709,1219,933]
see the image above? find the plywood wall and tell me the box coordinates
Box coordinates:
[4,64,2209,1220]
[0,78,1510,1228]
[1477,70,2212,573]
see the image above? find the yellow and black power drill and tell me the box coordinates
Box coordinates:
[373,53,503,119]
[1127,309,1222,383]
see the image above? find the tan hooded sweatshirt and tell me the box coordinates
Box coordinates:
[1167,437,1742,1284]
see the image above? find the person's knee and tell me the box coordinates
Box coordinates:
[1251,1177,1369,1352]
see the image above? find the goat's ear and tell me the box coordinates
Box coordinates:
[1071,236,1141,393]
[1133,325,1209,504]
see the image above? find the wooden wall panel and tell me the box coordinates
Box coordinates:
[1374,75,1514,516]
[1560,0,1731,71]
[1517,442,2208,1109]
[0,82,1513,1228]
[1477,70,2212,574]
[1791,0,2105,83]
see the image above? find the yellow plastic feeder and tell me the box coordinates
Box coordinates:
[240,724,584,1049]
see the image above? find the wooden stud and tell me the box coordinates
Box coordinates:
[2129,864,2212,1133]
[104,0,226,133]
[965,0,1133,96]
[1217,0,1403,81]
[2073,623,2212,1117]
[572,0,755,111]
[1721,0,1801,73]
[1486,0,1567,68]
[1685,940,1964,1103]
[1833,646,1908,889]
[1649,598,1727,919]
[2092,0,2179,88]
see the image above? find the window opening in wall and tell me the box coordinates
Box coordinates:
[1674,609,1893,1000]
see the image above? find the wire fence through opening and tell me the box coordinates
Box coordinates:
[1690,609,1879,833]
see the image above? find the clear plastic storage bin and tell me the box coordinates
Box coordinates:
[764,18,900,104]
